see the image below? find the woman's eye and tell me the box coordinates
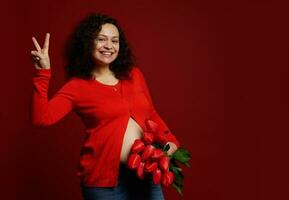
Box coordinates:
[112,40,119,43]
[98,38,105,41]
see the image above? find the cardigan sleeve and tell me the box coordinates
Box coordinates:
[134,67,180,148]
[31,68,78,127]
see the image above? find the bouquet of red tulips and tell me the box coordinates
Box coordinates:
[126,119,191,196]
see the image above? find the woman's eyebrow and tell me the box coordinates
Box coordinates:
[98,34,119,38]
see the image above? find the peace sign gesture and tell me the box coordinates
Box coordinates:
[31,33,51,69]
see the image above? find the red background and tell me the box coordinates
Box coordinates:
[0,0,288,200]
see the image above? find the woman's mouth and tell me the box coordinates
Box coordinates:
[100,51,113,57]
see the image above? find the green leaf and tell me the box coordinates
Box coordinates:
[184,162,191,168]
[170,161,185,196]
[170,165,182,174]
[174,171,184,185]
[173,182,183,196]
[163,143,170,152]
[172,147,191,164]
[168,146,191,196]
[170,166,183,184]
[153,143,162,149]
[174,166,182,171]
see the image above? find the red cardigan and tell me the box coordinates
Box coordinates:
[31,66,180,187]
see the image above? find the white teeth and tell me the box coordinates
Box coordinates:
[101,52,112,55]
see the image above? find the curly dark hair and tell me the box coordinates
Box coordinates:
[63,12,136,81]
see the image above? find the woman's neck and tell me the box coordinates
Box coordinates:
[92,64,114,77]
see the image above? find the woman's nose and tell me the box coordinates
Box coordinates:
[104,41,113,49]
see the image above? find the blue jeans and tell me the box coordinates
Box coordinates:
[80,163,165,200]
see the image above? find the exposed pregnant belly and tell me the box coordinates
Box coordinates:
[120,117,143,163]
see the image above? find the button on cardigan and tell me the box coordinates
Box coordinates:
[31,66,180,187]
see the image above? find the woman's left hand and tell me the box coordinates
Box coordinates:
[165,142,178,156]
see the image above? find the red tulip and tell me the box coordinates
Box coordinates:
[127,153,141,170]
[145,119,160,133]
[141,144,155,161]
[154,133,169,145]
[131,139,145,153]
[152,168,162,185]
[151,149,165,161]
[144,161,158,173]
[161,171,174,187]
[136,162,146,179]
[142,131,155,144]
[159,156,170,172]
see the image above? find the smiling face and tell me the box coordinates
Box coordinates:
[92,23,120,66]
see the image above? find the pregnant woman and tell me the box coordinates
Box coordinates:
[30,13,180,200]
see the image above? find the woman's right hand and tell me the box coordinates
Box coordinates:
[31,33,51,69]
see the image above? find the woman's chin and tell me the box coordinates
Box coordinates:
[94,57,117,66]
[95,60,114,66]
